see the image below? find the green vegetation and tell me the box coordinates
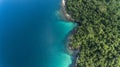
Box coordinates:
[66,0,120,67]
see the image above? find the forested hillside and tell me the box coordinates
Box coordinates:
[66,0,120,67]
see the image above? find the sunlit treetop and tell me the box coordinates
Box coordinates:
[66,0,120,67]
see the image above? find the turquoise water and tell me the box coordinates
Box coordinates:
[0,0,75,67]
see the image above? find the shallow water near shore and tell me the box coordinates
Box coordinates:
[0,0,75,67]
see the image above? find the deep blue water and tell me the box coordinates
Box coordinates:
[0,0,75,67]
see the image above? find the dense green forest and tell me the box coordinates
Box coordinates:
[66,0,120,67]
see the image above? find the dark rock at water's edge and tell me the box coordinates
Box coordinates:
[67,27,80,67]
[60,0,80,67]
[63,24,80,67]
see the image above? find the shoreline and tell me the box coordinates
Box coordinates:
[60,0,74,22]
[65,25,79,67]
[60,0,80,67]
[60,0,81,25]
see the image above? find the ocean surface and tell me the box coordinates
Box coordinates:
[0,0,75,67]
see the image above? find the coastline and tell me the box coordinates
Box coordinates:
[60,0,81,25]
[60,0,74,22]
[60,0,80,67]
[65,25,79,67]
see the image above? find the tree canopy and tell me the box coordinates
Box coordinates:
[66,0,120,67]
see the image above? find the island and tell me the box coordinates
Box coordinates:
[63,0,120,67]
